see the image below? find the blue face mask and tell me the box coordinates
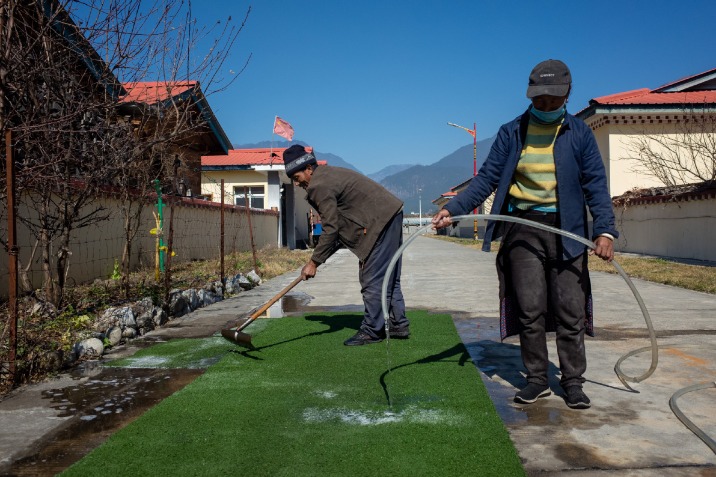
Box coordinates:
[530,103,566,124]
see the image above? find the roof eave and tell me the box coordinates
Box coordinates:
[202,165,252,171]
[44,0,125,98]
[171,88,232,155]
[577,103,716,120]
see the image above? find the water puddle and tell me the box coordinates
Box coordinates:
[6,364,203,476]
[261,292,313,318]
[263,292,362,318]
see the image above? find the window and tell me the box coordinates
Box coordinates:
[234,186,265,209]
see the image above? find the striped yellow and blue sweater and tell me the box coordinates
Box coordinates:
[508,116,563,212]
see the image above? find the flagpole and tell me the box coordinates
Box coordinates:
[271,115,277,161]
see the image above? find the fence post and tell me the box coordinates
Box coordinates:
[163,197,175,306]
[5,130,18,384]
[243,186,259,275]
[220,179,225,285]
[153,179,165,274]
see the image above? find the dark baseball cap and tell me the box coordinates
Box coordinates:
[526,59,572,98]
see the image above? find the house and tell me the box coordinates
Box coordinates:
[431,178,491,239]
[576,68,716,196]
[119,81,231,196]
[201,147,325,249]
[576,68,716,262]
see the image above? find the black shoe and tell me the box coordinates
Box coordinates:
[514,383,551,404]
[344,331,384,346]
[564,386,591,409]
[388,327,410,339]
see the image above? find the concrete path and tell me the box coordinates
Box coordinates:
[1,233,715,476]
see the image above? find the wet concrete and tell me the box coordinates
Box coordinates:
[1,364,202,476]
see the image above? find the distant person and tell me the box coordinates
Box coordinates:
[432,59,618,409]
[311,216,322,247]
[284,144,410,346]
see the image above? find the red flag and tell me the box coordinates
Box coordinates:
[273,116,294,141]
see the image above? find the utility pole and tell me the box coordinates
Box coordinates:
[447,121,478,240]
[418,188,422,229]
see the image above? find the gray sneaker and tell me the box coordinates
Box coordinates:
[344,331,384,346]
[514,383,551,404]
[564,386,591,409]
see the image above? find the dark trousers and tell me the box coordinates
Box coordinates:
[500,211,589,389]
[359,212,409,337]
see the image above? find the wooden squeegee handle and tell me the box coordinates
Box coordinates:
[237,275,304,331]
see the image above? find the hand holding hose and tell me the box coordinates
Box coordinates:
[431,209,453,230]
[591,236,614,262]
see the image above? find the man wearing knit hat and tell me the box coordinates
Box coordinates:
[432,59,618,409]
[283,144,410,346]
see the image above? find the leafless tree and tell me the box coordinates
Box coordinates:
[623,107,716,187]
[107,3,251,296]
[1,0,250,305]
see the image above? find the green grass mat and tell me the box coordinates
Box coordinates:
[63,311,524,476]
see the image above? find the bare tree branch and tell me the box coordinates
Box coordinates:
[623,106,716,187]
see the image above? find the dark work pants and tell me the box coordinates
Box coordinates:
[359,212,409,338]
[500,212,589,389]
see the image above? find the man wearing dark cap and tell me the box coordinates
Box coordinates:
[432,59,618,409]
[283,144,410,346]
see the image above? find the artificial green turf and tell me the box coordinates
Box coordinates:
[62,311,525,477]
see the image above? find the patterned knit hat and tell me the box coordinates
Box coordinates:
[283,145,317,176]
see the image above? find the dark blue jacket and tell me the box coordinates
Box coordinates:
[444,110,619,259]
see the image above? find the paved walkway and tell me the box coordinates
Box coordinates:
[2,234,715,476]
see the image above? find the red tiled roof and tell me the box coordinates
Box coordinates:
[592,88,716,106]
[121,81,197,103]
[201,147,315,167]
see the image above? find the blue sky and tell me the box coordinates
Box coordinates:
[192,1,716,175]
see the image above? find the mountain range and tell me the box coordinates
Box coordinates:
[234,136,497,215]
[377,137,495,214]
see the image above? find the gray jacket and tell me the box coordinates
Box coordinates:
[305,165,402,263]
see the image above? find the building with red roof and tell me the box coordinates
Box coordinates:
[577,68,716,262]
[201,146,325,249]
[577,68,716,195]
[118,81,231,196]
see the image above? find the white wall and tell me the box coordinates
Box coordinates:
[0,192,278,297]
[585,113,716,197]
[614,195,716,262]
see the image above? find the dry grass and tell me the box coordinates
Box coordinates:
[587,255,716,294]
[427,235,716,295]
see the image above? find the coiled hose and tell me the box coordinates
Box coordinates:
[669,381,716,454]
[379,214,716,454]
